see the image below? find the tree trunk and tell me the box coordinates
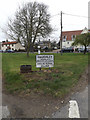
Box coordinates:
[30,43,34,52]
[27,45,30,57]
[27,50,29,57]
[27,52,29,57]
[84,46,87,54]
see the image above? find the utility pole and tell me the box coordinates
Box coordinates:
[60,11,63,55]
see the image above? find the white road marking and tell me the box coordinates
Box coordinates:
[0,106,10,118]
[69,100,80,118]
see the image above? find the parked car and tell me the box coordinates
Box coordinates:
[78,48,89,52]
[4,50,14,53]
[61,47,74,53]
[0,50,3,53]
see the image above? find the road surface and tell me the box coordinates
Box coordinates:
[52,86,88,118]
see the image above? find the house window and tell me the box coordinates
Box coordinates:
[12,44,14,46]
[71,35,76,41]
[6,44,7,47]
[62,35,67,42]
[67,42,69,44]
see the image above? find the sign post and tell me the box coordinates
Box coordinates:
[36,55,54,69]
[38,46,40,54]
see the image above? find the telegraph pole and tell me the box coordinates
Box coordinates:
[60,11,63,55]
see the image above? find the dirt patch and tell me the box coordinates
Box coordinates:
[20,69,59,81]
[2,66,88,118]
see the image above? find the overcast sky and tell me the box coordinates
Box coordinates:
[0,0,89,42]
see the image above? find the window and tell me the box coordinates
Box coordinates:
[63,35,67,42]
[67,42,69,44]
[12,44,14,46]
[71,35,76,41]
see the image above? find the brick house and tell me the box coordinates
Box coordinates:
[1,41,25,51]
[61,27,90,49]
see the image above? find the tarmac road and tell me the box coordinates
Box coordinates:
[2,84,88,119]
[52,86,88,118]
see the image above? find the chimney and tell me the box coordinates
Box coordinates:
[2,41,5,43]
[6,39,8,42]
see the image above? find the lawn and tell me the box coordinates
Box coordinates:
[2,52,88,97]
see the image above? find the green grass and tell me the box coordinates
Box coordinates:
[2,52,88,96]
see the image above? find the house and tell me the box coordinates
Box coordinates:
[1,40,25,51]
[38,39,51,49]
[61,27,90,49]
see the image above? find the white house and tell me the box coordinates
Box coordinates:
[1,41,25,51]
[61,27,90,49]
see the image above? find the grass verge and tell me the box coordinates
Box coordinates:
[2,52,88,97]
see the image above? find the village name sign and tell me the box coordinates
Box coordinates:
[36,55,54,68]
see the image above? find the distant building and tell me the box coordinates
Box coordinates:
[61,27,90,49]
[38,39,51,49]
[1,41,25,51]
[88,1,90,29]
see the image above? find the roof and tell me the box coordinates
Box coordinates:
[2,41,18,45]
[62,29,90,41]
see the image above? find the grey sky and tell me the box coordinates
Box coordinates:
[0,0,89,42]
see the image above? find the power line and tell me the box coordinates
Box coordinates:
[50,11,89,38]
[50,12,90,19]
[50,13,60,18]
[63,12,90,18]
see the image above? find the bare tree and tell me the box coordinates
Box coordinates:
[5,2,53,57]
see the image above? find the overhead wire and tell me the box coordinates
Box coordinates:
[50,13,60,18]
[50,12,90,18]
[50,12,89,28]
[63,12,90,18]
